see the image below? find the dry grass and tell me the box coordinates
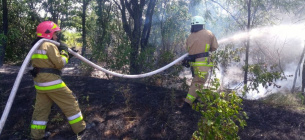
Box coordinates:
[260,92,305,108]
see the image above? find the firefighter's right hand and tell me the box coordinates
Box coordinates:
[182,58,190,68]
[58,42,69,57]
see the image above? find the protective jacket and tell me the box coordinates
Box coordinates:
[30,42,86,139]
[184,29,218,104]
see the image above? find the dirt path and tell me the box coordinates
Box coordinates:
[1,65,305,140]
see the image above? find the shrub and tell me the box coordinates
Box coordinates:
[192,78,248,140]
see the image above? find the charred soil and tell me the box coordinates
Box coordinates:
[1,65,305,140]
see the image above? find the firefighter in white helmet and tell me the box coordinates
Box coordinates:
[180,16,219,112]
[29,21,86,139]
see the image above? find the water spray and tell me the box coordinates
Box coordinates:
[0,39,188,134]
[217,23,305,99]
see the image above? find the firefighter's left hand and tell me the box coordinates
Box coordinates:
[58,42,69,57]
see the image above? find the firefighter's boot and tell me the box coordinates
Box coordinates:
[175,102,194,114]
[76,122,95,140]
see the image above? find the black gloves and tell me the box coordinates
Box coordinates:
[29,67,39,77]
[182,58,190,68]
[182,55,197,68]
[58,42,79,60]
[58,42,69,57]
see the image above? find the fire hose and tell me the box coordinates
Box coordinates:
[0,39,188,134]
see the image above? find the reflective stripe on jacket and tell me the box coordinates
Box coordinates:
[185,29,219,76]
[31,42,69,93]
[34,79,67,91]
[31,43,68,69]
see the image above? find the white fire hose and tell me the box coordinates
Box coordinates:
[0,39,188,134]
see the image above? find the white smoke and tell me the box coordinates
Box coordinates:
[218,23,305,99]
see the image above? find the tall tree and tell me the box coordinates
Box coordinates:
[96,0,111,50]
[114,0,156,74]
[42,0,60,23]
[81,0,90,56]
[140,0,156,50]
[42,0,76,30]
[244,0,251,86]
[0,0,8,67]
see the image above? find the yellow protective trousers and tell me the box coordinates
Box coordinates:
[31,86,86,139]
[185,66,210,104]
[184,29,218,105]
[184,44,214,104]
[30,41,85,139]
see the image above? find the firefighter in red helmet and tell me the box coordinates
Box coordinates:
[30,21,86,139]
[180,16,219,112]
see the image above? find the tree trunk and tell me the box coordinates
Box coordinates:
[302,61,305,95]
[116,0,146,74]
[0,0,8,67]
[81,0,88,56]
[129,2,142,74]
[244,0,251,86]
[49,0,58,23]
[97,0,104,45]
[291,42,305,93]
[140,0,156,50]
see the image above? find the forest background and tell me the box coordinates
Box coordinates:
[1,0,305,95]
[1,0,305,139]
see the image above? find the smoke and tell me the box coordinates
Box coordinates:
[170,1,305,99]
[217,23,305,99]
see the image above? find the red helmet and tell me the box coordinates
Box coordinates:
[36,21,61,39]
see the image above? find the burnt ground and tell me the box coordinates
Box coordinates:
[1,62,305,140]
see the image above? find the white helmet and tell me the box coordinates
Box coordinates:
[191,16,205,25]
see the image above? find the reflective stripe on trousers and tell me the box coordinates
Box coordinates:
[31,120,47,130]
[186,44,213,104]
[186,93,196,103]
[67,112,83,124]
[34,79,66,91]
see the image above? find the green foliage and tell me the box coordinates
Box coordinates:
[137,46,156,73]
[298,93,305,105]
[1,0,39,64]
[0,33,7,41]
[212,44,243,70]
[62,31,82,49]
[158,51,184,76]
[192,78,248,140]
[79,62,94,76]
[109,39,132,74]
[50,113,64,124]
[151,0,190,54]
[245,64,284,91]
[158,51,175,67]
[143,50,183,86]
